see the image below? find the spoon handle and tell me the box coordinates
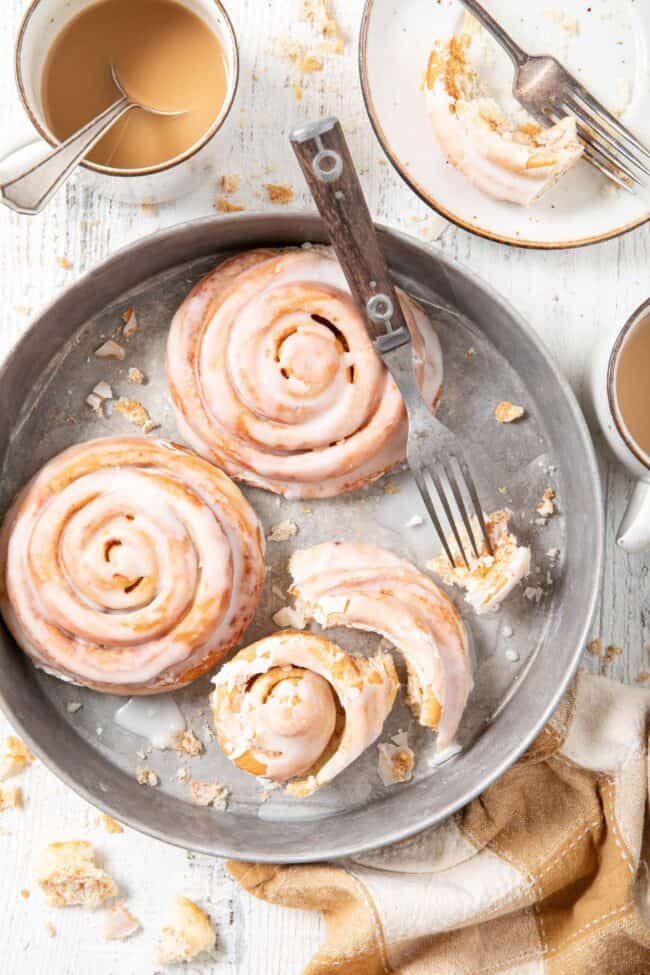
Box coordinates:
[290,117,410,350]
[0,96,131,216]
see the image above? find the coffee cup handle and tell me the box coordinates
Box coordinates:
[0,118,51,184]
[617,480,650,553]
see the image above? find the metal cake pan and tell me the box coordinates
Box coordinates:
[0,213,603,862]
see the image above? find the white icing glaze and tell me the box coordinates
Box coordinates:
[0,437,265,692]
[114,696,186,750]
[289,542,472,751]
[211,631,399,795]
[167,248,443,499]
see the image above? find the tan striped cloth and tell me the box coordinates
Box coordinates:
[229,672,650,974]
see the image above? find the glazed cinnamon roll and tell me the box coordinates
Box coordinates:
[210,631,399,796]
[287,543,472,751]
[166,247,442,499]
[0,437,265,693]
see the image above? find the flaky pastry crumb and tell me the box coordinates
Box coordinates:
[154,896,216,964]
[38,841,117,909]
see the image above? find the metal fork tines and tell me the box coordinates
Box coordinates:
[459,0,650,192]
[382,339,492,569]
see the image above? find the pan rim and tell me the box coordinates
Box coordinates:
[0,212,603,862]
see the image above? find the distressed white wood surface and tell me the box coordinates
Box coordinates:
[0,1,648,972]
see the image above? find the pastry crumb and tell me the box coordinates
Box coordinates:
[85,393,105,416]
[102,814,123,834]
[103,900,140,941]
[121,307,139,339]
[536,487,555,519]
[173,730,203,758]
[176,767,191,784]
[587,638,602,657]
[272,604,307,630]
[267,520,298,542]
[38,841,117,909]
[300,0,345,53]
[377,740,414,786]
[215,196,245,213]
[264,183,294,205]
[220,174,241,194]
[428,510,530,615]
[189,780,229,809]
[495,401,525,423]
[114,398,158,433]
[382,480,401,495]
[56,257,73,270]
[136,768,159,788]
[524,586,544,604]
[92,381,113,400]
[127,366,145,385]
[154,896,216,965]
[0,784,22,811]
[95,339,125,360]
[604,644,623,662]
[0,736,34,782]
[635,671,650,684]
[299,54,323,72]
[46,921,57,938]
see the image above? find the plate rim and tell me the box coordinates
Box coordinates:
[0,212,604,861]
[358,0,649,251]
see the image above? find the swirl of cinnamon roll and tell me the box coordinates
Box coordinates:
[287,543,472,751]
[0,437,265,694]
[166,247,442,499]
[210,631,399,796]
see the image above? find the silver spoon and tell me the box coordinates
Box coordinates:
[0,65,186,216]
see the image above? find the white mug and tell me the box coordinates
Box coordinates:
[1,0,239,206]
[590,297,650,553]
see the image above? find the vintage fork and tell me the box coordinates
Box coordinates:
[458,0,650,192]
[290,117,492,568]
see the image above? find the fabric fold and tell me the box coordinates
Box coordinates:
[229,672,650,974]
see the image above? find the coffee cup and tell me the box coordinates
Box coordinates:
[0,0,239,206]
[590,297,650,553]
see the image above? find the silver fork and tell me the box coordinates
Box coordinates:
[459,0,650,192]
[291,117,492,568]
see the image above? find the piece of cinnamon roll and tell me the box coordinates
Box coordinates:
[0,437,265,693]
[287,542,472,751]
[210,630,399,796]
[166,247,442,499]
[424,29,583,205]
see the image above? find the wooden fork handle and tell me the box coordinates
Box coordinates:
[290,117,410,349]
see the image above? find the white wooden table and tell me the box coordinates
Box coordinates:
[0,1,648,971]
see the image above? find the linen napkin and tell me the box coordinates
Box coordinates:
[229,671,650,974]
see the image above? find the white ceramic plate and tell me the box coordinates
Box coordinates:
[360,0,650,248]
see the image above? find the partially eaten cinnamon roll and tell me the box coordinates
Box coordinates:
[287,542,472,751]
[167,247,442,499]
[424,28,583,205]
[210,631,399,796]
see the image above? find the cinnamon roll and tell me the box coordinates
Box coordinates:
[287,543,472,751]
[166,247,442,499]
[0,437,265,693]
[210,630,399,796]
